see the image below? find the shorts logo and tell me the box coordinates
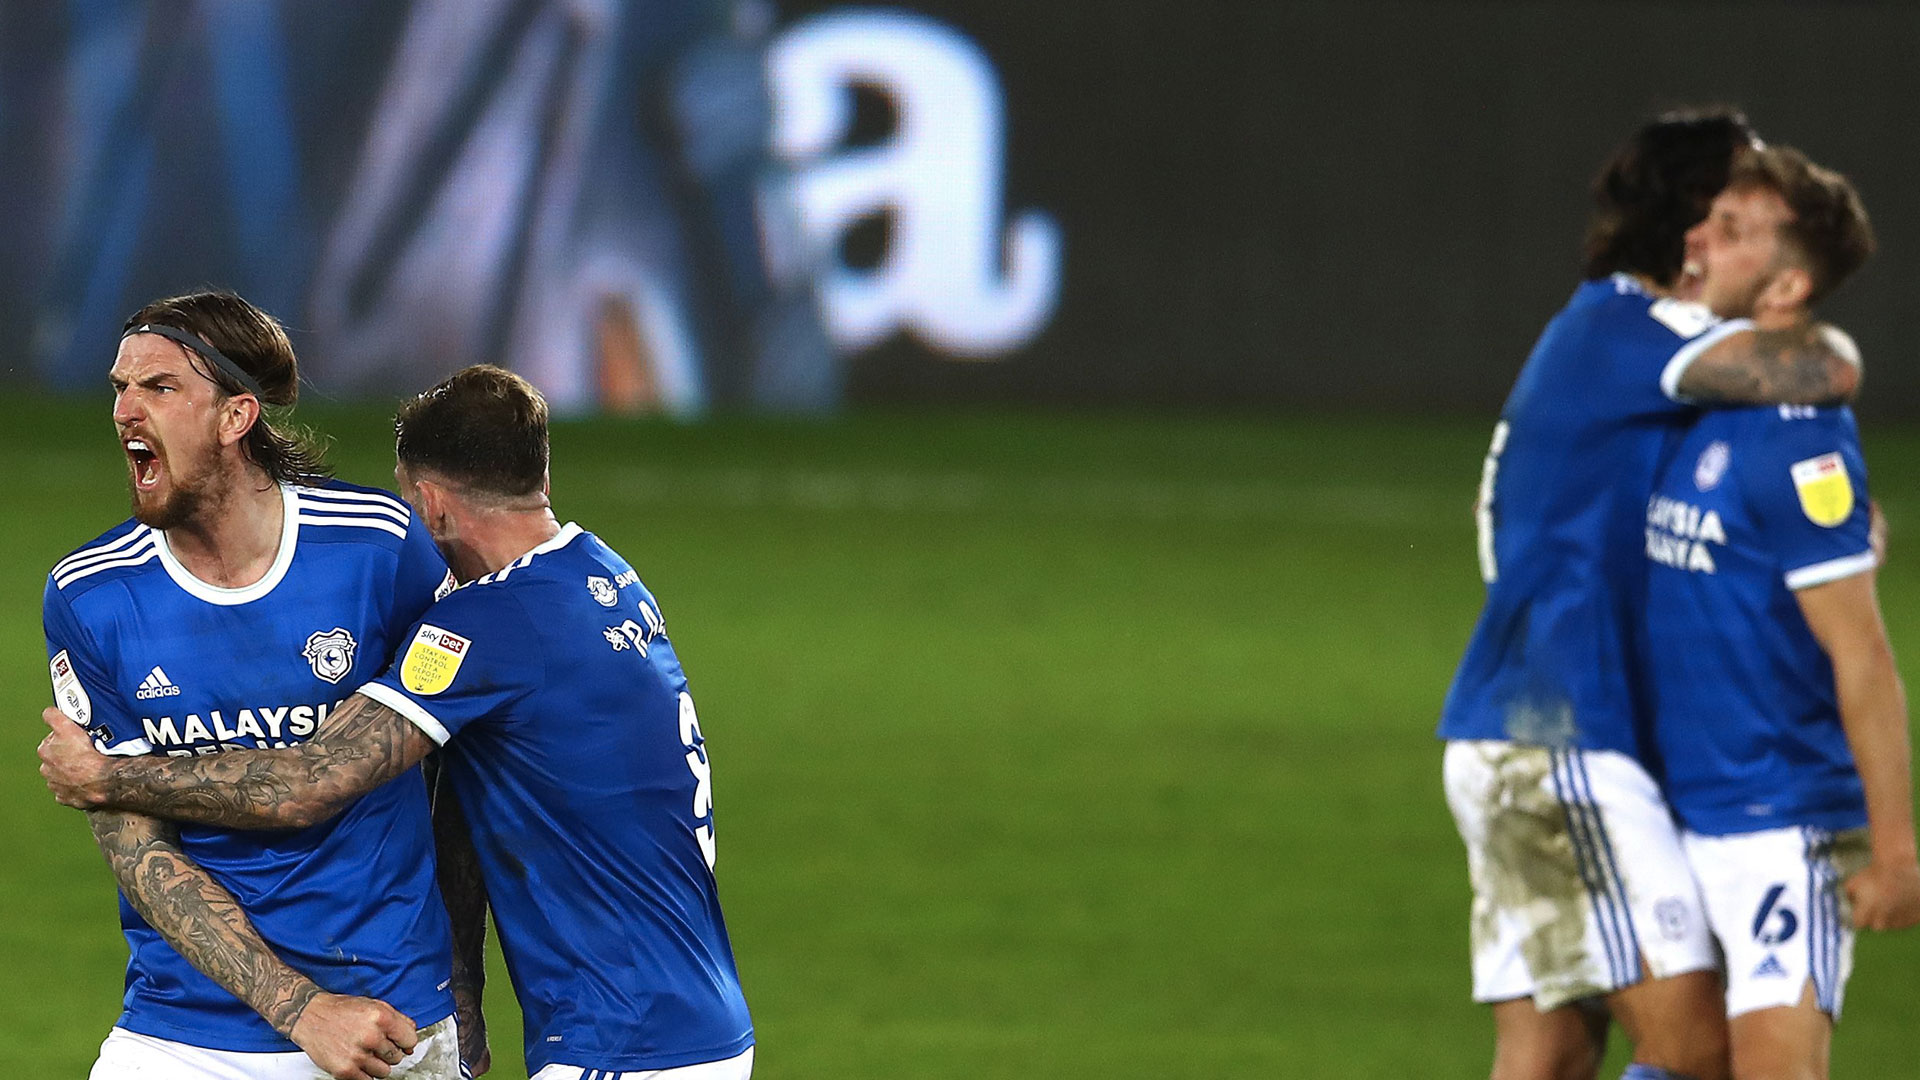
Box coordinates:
[302,628,358,685]
[1751,883,1799,945]
[400,624,471,696]
[1752,953,1790,979]
[1790,452,1853,527]
[587,576,619,607]
[1693,440,1731,491]
[49,650,94,725]
[1653,897,1691,942]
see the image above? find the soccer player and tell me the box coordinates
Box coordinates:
[1439,110,1868,1080]
[43,292,461,1079]
[41,365,756,1080]
[1643,147,1920,1080]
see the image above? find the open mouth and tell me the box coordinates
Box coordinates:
[1674,259,1706,300]
[125,438,161,491]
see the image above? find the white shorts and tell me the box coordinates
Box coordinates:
[1683,826,1868,1020]
[1444,740,1716,1010]
[90,1018,460,1080]
[531,1046,754,1080]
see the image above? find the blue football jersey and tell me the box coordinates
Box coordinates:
[1642,406,1873,835]
[360,524,753,1074]
[1440,275,1753,756]
[43,481,457,1052]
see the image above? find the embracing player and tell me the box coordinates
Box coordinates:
[1642,146,1920,1080]
[1439,110,1866,1080]
[45,291,460,1079]
[43,365,755,1080]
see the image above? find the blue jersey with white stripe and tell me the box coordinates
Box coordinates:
[362,524,753,1075]
[43,481,456,1052]
[1643,406,1873,835]
[1440,275,1752,756]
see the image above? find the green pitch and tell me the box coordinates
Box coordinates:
[3,397,1916,1077]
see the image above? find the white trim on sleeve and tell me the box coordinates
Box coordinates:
[1784,550,1877,591]
[356,683,452,746]
[1661,317,1758,402]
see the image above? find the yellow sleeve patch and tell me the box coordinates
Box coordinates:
[400,624,472,696]
[1790,452,1854,528]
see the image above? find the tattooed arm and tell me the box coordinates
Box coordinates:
[1676,322,1862,406]
[40,694,436,829]
[87,809,418,1078]
[426,758,493,1076]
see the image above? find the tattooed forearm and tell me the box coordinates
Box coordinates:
[88,809,320,1035]
[1677,323,1861,406]
[427,762,491,1061]
[92,695,436,830]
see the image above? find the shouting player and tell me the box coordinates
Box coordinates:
[1643,146,1920,1080]
[1439,110,1865,1080]
[42,292,460,1078]
[42,365,755,1080]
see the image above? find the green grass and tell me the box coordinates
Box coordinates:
[2,397,1916,1076]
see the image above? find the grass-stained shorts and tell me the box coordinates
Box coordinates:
[89,1016,459,1080]
[1444,740,1716,1010]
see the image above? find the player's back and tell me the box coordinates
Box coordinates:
[1440,275,1742,756]
[44,481,455,1051]
[365,524,752,1074]
[1643,406,1872,835]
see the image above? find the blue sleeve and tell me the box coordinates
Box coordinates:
[1607,295,1755,419]
[42,579,145,754]
[1745,409,1874,589]
[390,509,455,632]
[358,589,543,746]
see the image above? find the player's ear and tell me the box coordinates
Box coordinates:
[218,394,261,448]
[1763,265,1814,312]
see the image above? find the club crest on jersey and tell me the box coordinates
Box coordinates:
[1694,440,1731,491]
[302,628,358,684]
[1790,452,1853,527]
[587,575,620,607]
[401,624,471,696]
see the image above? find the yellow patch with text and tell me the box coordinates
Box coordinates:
[400,624,471,696]
[1790,453,1854,528]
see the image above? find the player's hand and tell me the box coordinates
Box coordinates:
[1869,500,1890,565]
[290,992,420,1080]
[38,706,113,808]
[1846,857,1920,931]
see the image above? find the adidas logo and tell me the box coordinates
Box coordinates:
[1752,953,1790,979]
[135,666,182,700]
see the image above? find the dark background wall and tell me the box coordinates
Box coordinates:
[819,1,1920,420]
[6,2,1918,418]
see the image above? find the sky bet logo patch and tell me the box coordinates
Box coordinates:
[400,624,470,696]
[1790,453,1853,527]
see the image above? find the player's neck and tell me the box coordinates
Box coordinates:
[164,469,284,588]
[1751,306,1810,332]
[450,508,564,582]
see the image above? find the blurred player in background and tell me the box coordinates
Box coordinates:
[42,365,756,1080]
[1642,147,1920,1080]
[42,292,460,1078]
[1439,110,1867,1080]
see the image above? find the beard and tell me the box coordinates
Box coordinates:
[129,445,223,531]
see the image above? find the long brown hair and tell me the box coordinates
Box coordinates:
[123,291,332,486]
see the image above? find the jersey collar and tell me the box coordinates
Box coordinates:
[475,522,584,586]
[151,484,300,606]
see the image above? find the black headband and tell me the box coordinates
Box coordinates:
[123,324,266,400]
